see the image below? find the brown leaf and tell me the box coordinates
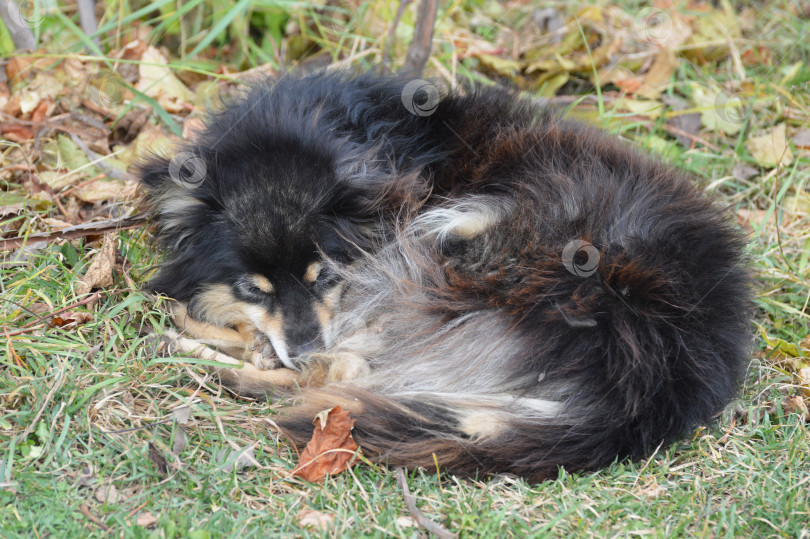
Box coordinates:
[135,512,158,528]
[297,509,334,530]
[793,129,810,150]
[95,484,118,504]
[0,123,35,142]
[31,98,55,123]
[50,311,93,328]
[292,406,360,482]
[747,123,794,168]
[147,442,168,476]
[77,232,117,296]
[636,48,678,99]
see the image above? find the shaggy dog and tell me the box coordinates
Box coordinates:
[140,71,751,482]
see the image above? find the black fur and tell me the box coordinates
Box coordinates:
[140,70,753,482]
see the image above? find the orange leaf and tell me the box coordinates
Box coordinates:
[292,406,360,482]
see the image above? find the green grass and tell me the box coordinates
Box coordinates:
[1,0,810,537]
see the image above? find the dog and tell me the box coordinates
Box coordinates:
[140,70,752,482]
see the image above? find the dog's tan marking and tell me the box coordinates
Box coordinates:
[193,284,254,328]
[163,328,299,388]
[249,274,274,294]
[253,309,284,339]
[450,214,496,238]
[315,281,344,338]
[459,411,506,439]
[300,350,370,385]
[304,261,323,283]
[172,302,274,367]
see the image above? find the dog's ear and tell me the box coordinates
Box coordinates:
[138,153,173,191]
[138,152,214,251]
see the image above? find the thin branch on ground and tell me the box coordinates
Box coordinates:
[396,467,457,539]
[401,0,439,77]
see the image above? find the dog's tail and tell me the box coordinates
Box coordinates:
[274,383,628,481]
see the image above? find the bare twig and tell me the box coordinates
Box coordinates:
[383,0,412,69]
[0,214,147,251]
[18,369,66,441]
[79,504,110,532]
[2,291,102,337]
[400,0,439,77]
[76,0,100,48]
[70,133,137,182]
[396,468,457,539]
[0,0,36,51]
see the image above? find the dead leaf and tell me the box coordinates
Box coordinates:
[636,48,678,99]
[637,478,666,499]
[731,164,759,182]
[76,179,126,204]
[747,123,794,168]
[136,47,194,113]
[171,425,188,456]
[691,83,745,135]
[219,444,260,473]
[785,396,808,418]
[50,311,93,328]
[397,516,417,529]
[77,233,117,296]
[42,217,73,230]
[135,512,158,528]
[292,406,360,482]
[172,406,191,424]
[792,129,810,150]
[31,98,55,122]
[147,442,168,476]
[170,407,190,455]
[297,509,334,531]
[95,484,118,504]
[0,123,35,142]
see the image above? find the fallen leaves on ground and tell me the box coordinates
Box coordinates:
[297,509,334,531]
[291,406,360,482]
[747,123,794,168]
[76,232,118,296]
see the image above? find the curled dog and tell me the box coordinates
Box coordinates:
[140,71,752,482]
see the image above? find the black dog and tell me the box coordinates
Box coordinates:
[140,71,752,481]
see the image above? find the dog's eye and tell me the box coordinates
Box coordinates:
[314,266,340,289]
[236,275,275,298]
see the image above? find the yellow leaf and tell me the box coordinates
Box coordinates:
[747,123,794,168]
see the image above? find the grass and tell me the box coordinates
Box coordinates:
[1,0,810,537]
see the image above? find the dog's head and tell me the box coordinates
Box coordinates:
[139,131,372,369]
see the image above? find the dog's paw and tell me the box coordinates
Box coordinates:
[298,351,370,385]
[246,332,283,370]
